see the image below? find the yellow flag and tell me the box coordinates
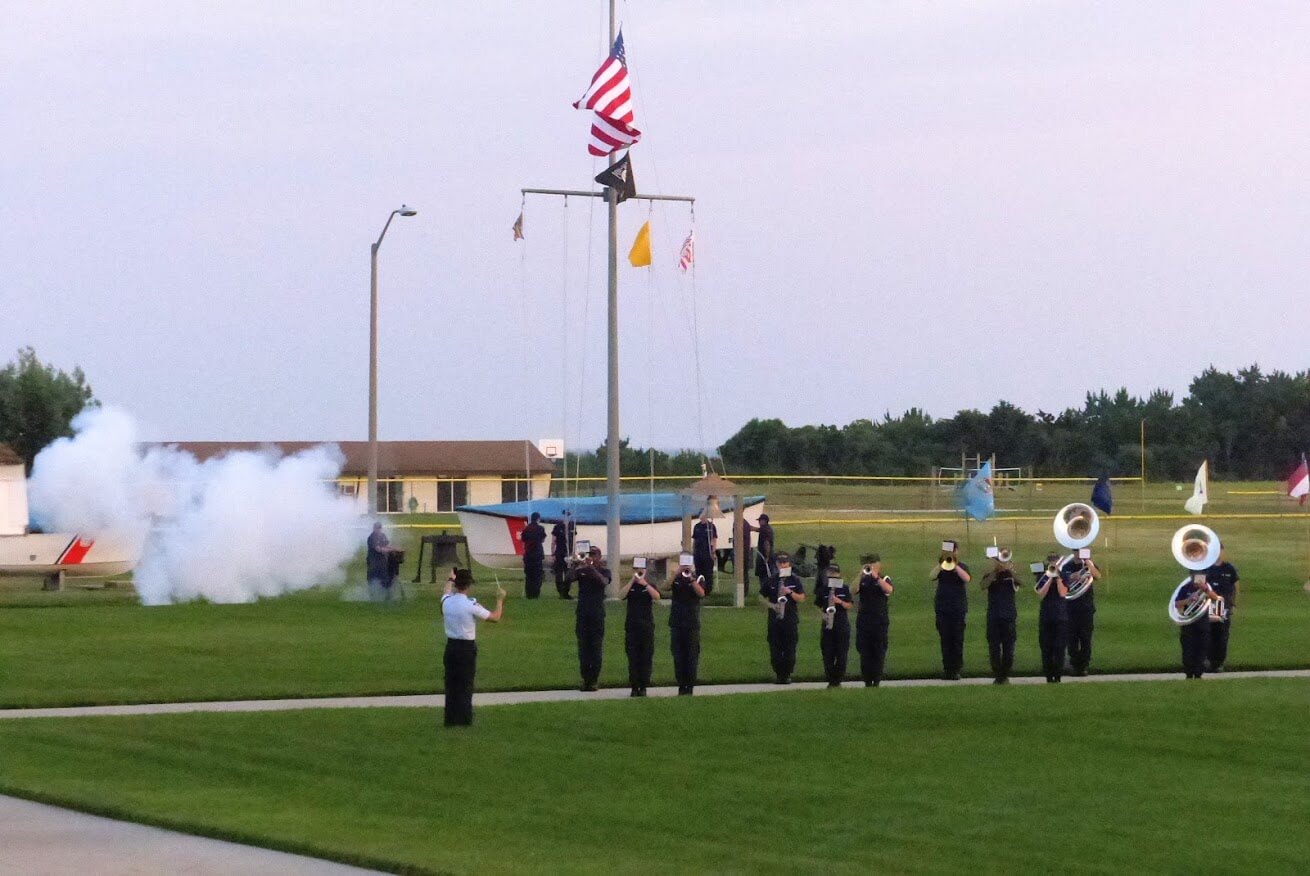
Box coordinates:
[628,221,652,267]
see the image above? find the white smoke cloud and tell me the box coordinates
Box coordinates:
[28,407,360,605]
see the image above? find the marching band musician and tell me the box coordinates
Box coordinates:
[692,510,718,593]
[550,511,577,600]
[620,560,660,697]
[1176,572,1220,679]
[668,555,708,695]
[932,541,970,680]
[761,551,806,684]
[1034,553,1069,683]
[1060,552,1102,676]
[1204,548,1240,672]
[855,553,893,687]
[815,562,853,688]
[564,545,611,691]
[980,548,1019,685]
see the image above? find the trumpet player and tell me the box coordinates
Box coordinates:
[565,545,611,692]
[761,551,806,684]
[1061,552,1102,677]
[620,559,661,697]
[1177,572,1220,679]
[816,562,853,688]
[1205,548,1240,672]
[932,541,970,680]
[980,548,1019,685]
[855,553,893,687]
[668,555,708,696]
[1034,553,1069,683]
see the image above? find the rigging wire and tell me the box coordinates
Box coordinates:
[558,195,570,500]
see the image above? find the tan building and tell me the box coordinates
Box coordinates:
[161,441,555,513]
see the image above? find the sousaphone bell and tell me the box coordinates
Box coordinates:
[1053,503,1100,599]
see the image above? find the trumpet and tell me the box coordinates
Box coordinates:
[774,587,789,620]
[940,555,958,572]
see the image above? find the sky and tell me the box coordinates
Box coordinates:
[3,1,1308,458]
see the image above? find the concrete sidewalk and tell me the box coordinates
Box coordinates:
[2,669,1305,721]
[0,795,381,875]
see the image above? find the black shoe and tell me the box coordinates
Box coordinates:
[678,688,692,696]
[581,682,598,692]
[827,681,841,689]
[992,677,1004,685]
[630,689,641,697]
[773,676,791,685]
[1213,665,1225,673]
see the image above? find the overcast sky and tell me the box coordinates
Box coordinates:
[3,2,1307,456]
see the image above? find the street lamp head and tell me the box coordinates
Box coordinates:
[398,205,417,217]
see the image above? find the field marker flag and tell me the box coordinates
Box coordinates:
[1184,460,1209,515]
[512,211,524,241]
[573,31,642,156]
[593,153,636,203]
[678,230,695,272]
[1091,474,1113,515]
[1288,454,1309,504]
[628,220,652,267]
[958,460,995,521]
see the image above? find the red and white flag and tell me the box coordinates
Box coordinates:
[678,230,695,272]
[573,31,641,156]
[1288,454,1309,504]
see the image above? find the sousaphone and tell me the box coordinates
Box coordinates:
[1168,524,1223,625]
[1053,503,1100,599]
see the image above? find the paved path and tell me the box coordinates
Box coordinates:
[0,795,381,875]
[2,668,1306,721]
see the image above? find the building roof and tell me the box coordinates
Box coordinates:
[154,441,555,477]
[0,443,22,466]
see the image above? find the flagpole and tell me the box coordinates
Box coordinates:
[1139,418,1146,514]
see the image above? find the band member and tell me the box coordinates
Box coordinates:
[855,553,893,687]
[550,511,577,599]
[565,545,611,691]
[620,562,660,697]
[816,562,853,687]
[980,550,1019,685]
[1061,552,1102,676]
[520,512,547,599]
[692,511,718,592]
[1034,553,1069,683]
[440,568,505,727]
[1205,549,1240,672]
[1177,572,1219,678]
[745,514,775,590]
[668,557,708,695]
[761,551,806,683]
[932,541,970,680]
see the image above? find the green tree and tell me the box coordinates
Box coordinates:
[0,347,98,471]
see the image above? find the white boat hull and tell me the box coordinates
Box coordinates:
[0,532,139,579]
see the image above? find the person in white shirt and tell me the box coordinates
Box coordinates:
[440,567,504,727]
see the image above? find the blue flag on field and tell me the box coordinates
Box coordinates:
[958,461,995,521]
[1091,475,1113,515]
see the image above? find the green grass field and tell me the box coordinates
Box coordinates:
[1,680,1306,874]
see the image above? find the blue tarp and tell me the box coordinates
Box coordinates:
[457,493,766,526]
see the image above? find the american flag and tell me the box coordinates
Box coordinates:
[573,31,641,156]
[678,230,695,272]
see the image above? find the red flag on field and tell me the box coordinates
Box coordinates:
[1288,454,1309,504]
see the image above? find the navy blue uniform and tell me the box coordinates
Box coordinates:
[815,579,853,685]
[984,568,1019,682]
[520,521,547,599]
[623,578,655,694]
[692,520,718,591]
[1036,570,1068,682]
[551,519,576,598]
[1061,558,1095,674]
[567,563,611,688]
[855,573,890,686]
[752,520,775,585]
[934,564,970,678]
[669,571,707,694]
[762,573,805,681]
[1205,561,1239,669]
[1176,580,1212,678]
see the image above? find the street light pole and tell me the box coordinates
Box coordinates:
[368,205,417,516]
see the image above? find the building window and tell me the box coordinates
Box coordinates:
[437,479,468,512]
[382,481,405,513]
[501,478,530,503]
[338,483,358,498]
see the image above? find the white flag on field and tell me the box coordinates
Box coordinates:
[1184,460,1209,515]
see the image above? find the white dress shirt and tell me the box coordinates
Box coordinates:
[441,592,491,640]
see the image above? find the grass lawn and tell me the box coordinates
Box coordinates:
[0,679,1306,874]
[1,486,1308,708]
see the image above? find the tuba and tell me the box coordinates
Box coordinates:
[1168,524,1223,625]
[1053,503,1100,600]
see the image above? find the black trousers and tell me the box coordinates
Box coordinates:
[576,610,605,686]
[523,553,544,599]
[1067,606,1094,673]
[553,556,570,597]
[767,617,799,679]
[1039,617,1067,680]
[1207,617,1231,668]
[855,617,889,685]
[625,622,654,691]
[820,616,850,684]
[1181,619,1210,677]
[935,610,966,677]
[986,614,1016,680]
[443,638,477,727]
[694,554,715,592]
[670,624,701,692]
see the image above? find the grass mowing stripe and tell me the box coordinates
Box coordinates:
[0,680,1305,874]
